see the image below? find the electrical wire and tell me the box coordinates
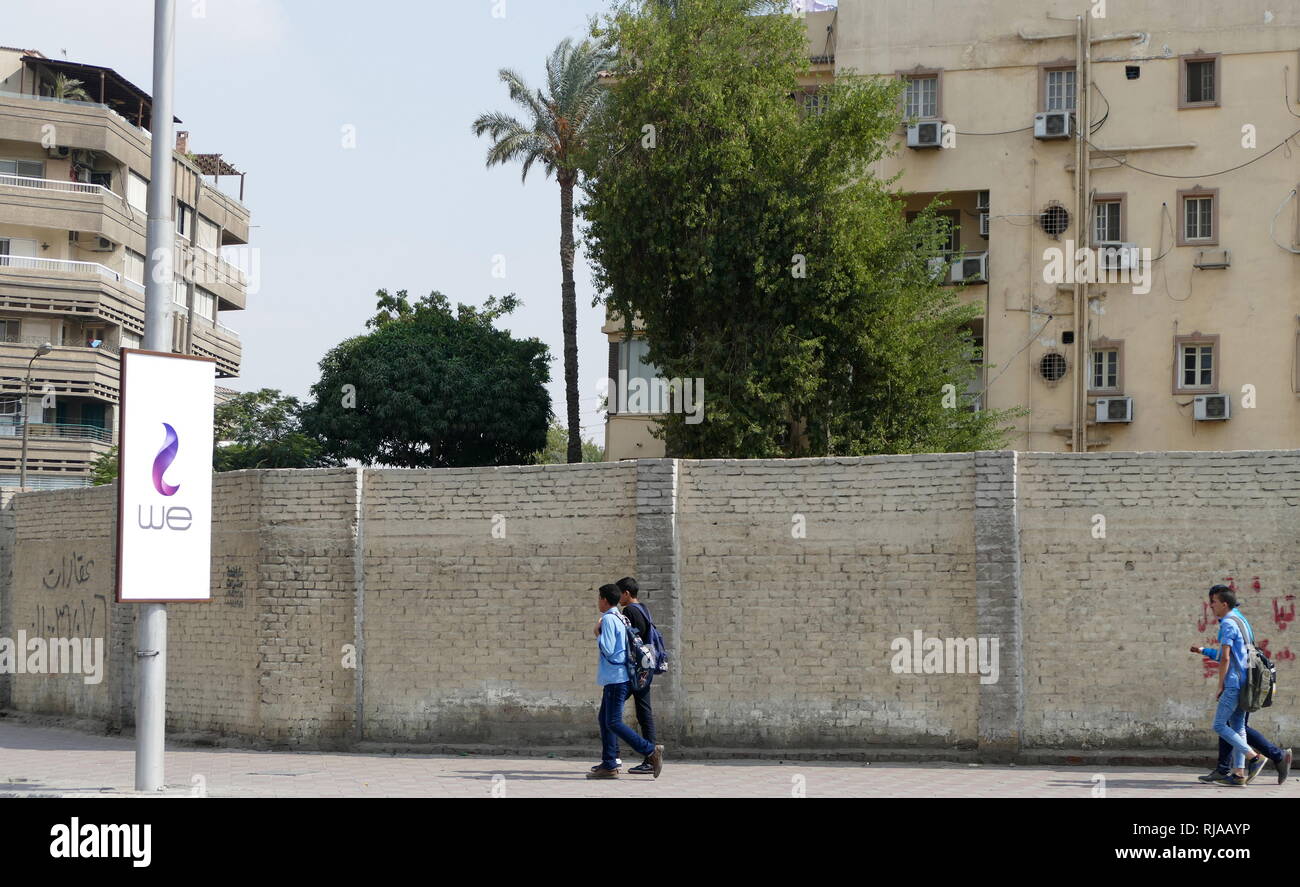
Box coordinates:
[955,125,1035,136]
[1270,188,1300,255]
[1090,81,1110,135]
[1285,67,1300,120]
[973,312,1054,399]
[1082,128,1300,179]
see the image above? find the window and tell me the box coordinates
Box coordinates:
[1090,346,1120,392]
[176,201,193,240]
[196,215,220,253]
[194,287,216,323]
[0,318,20,343]
[127,171,148,211]
[1177,188,1218,245]
[0,158,45,180]
[1094,200,1121,243]
[1174,334,1219,392]
[899,70,941,120]
[124,249,145,285]
[1045,69,1076,111]
[1180,54,1220,108]
[120,329,142,350]
[173,276,188,309]
[619,338,667,414]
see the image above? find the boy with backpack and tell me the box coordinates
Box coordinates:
[1201,585,1271,786]
[589,584,664,779]
[1191,585,1291,785]
[617,577,668,775]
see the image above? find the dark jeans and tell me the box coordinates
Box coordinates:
[1216,713,1284,772]
[628,683,655,753]
[599,681,655,769]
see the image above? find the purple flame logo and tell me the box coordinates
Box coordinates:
[152,422,180,496]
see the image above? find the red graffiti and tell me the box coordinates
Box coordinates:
[1223,577,1238,593]
[1202,657,1220,679]
[1277,648,1297,663]
[1273,595,1296,632]
[1251,577,1262,593]
[1197,601,1214,634]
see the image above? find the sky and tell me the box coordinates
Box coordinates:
[5,0,616,443]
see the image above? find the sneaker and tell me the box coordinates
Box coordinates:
[586,767,620,779]
[1246,755,1267,784]
[1198,769,1228,784]
[1218,773,1249,787]
[1278,749,1292,784]
[590,758,622,772]
[646,744,665,779]
[627,762,655,775]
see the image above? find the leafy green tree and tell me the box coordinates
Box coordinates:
[90,445,118,485]
[472,38,608,464]
[301,290,551,468]
[214,388,334,471]
[583,0,1019,458]
[533,418,604,463]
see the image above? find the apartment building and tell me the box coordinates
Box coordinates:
[0,48,250,487]
[605,0,1300,458]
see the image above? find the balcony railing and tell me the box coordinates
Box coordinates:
[0,254,127,285]
[0,335,120,356]
[0,172,123,200]
[0,421,113,444]
[0,89,151,137]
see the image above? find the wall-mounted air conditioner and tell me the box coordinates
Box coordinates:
[1095,397,1133,423]
[46,145,71,159]
[907,120,943,149]
[1097,242,1139,271]
[1194,394,1230,421]
[1034,111,1073,140]
[952,251,988,284]
[88,237,114,252]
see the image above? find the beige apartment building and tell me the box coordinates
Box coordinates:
[0,48,250,488]
[605,0,1300,458]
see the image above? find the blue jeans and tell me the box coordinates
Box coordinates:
[629,683,655,748]
[1216,712,1284,772]
[599,681,655,769]
[1212,684,1253,771]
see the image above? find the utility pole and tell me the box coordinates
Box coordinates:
[137,0,175,793]
[1072,12,1092,453]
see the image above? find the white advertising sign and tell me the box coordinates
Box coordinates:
[116,350,216,602]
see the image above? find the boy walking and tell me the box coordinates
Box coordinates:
[1200,585,1269,786]
[589,584,664,779]
[617,576,657,774]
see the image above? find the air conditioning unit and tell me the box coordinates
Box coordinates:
[1194,394,1230,421]
[1095,397,1133,423]
[952,251,988,284]
[1097,242,1139,271]
[927,256,949,280]
[46,145,71,159]
[88,237,114,252]
[1034,111,1073,140]
[979,212,990,238]
[907,120,943,149]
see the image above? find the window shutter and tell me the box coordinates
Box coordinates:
[607,341,620,415]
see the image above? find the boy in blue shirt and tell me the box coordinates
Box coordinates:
[1200,586,1270,786]
[588,584,664,779]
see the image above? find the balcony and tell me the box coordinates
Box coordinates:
[0,174,142,251]
[0,334,119,356]
[0,254,125,285]
[0,420,114,444]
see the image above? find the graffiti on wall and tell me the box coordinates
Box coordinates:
[1196,576,1295,678]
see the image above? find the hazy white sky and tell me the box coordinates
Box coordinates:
[6,0,614,442]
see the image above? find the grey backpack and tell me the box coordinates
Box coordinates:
[1227,613,1277,713]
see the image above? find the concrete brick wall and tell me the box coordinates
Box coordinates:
[1018,451,1300,749]
[0,451,1296,755]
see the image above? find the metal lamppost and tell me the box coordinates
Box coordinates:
[18,341,53,490]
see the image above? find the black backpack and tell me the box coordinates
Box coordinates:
[617,612,656,692]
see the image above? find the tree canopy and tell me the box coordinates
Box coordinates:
[582,0,1018,458]
[300,290,552,468]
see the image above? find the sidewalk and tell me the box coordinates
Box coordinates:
[0,721,1293,798]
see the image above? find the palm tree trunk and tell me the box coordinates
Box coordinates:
[559,176,581,463]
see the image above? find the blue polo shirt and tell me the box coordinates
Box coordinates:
[596,609,631,687]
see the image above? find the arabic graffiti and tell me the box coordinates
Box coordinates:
[224,565,245,608]
[42,551,94,590]
[30,594,107,637]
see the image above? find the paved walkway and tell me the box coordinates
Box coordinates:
[0,722,1294,798]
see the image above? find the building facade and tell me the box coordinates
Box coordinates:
[604,0,1300,458]
[0,48,249,487]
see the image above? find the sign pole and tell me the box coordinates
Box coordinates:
[137,0,176,793]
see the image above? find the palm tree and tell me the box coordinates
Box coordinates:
[473,38,607,463]
[51,73,91,102]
